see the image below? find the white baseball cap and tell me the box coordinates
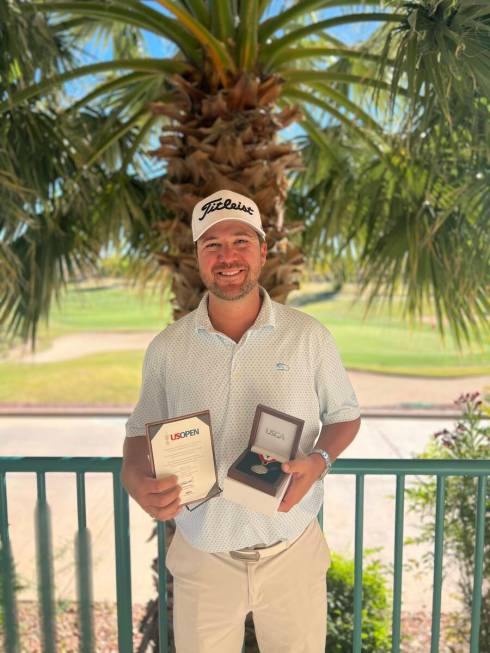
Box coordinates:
[192,189,266,242]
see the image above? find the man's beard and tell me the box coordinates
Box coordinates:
[203,265,260,301]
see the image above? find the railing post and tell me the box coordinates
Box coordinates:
[470,474,487,653]
[391,474,405,653]
[113,471,134,653]
[0,471,19,653]
[35,471,57,653]
[430,474,446,653]
[353,473,364,653]
[157,522,169,653]
[75,471,95,653]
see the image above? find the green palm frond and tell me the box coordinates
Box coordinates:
[296,81,384,132]
[285,87,385,157]
[289,130,361,280]
[264,46,396,71]
[180,0,210,27]
[261,12,404,58]
[65,71,158,114]
[153,0,236,82]
[383,0,490,126]
[210,0,234,42]
[0,106,169,343]
[35,1,201,63]
[237,0,260,71]
[0,58,190,113]
[282,68,406,97]
[259,0,384,41]
[0,212,97,345]
[295,118,490,345]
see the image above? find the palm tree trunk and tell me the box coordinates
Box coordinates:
[149,71,305,318]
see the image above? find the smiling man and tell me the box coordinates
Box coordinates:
[197,220,266,301]
[122,189,361,652]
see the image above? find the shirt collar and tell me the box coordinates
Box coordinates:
[194,286,276,335]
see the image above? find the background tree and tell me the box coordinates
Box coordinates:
[0,0,169,344]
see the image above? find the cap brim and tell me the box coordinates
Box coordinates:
[194,217,266,242]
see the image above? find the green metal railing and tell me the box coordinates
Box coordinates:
[0,457,488,652]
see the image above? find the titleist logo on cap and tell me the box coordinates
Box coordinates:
[192,189,266,242]
[199,197,254,221]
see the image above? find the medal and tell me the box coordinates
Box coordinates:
[251,453,277,476]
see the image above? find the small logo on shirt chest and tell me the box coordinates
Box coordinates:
[275,362,289,371]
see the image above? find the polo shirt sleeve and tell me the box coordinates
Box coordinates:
[315,327,360,426]
[125,337,167,438]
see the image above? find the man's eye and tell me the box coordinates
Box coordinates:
[206,242,219,248]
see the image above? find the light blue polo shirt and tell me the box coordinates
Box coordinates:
[126,287,360,552]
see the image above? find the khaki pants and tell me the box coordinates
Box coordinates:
[166,519,331,652]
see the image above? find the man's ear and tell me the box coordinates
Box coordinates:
[260,240,267,263]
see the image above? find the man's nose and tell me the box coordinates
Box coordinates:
[217,243,237,262]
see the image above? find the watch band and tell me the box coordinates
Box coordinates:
[308,448,332,480]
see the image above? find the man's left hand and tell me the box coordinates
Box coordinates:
[278,455,325,513]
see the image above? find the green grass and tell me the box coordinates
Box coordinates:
[0,351,144,405]
[303,297,490,376]
[0,283,488,405]
[47,282,172,334]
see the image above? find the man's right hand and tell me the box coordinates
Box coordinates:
[121,436,182,521]
[129,472,182,521]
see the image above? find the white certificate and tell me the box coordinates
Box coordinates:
[146,411,218,506]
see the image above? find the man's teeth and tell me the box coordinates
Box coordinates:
[219,270,242,276]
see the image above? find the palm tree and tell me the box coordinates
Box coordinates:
[0,0,168,345]
[2,0,489,345]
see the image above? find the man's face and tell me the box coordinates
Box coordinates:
[196,220,267,301]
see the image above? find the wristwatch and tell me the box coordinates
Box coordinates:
[308,448,332,480]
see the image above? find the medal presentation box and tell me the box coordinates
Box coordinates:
[146,411,220,511]
[223,404,304,516]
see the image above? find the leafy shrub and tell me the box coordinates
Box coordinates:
[327,550,392,652]
[406,392,490,651]
[241,549,392,653]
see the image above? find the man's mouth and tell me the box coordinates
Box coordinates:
[215,269,245,277]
